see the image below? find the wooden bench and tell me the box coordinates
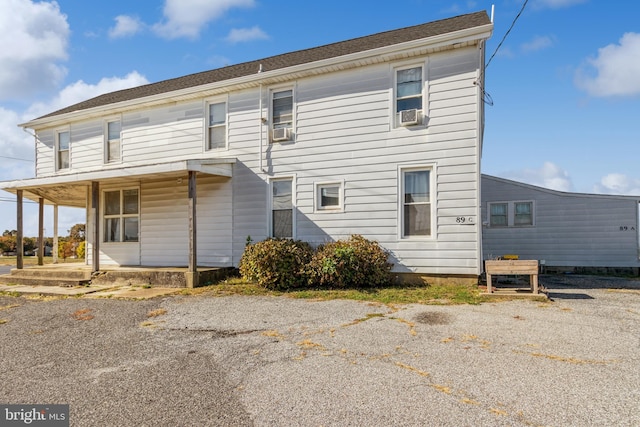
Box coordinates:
[485,260,539,294]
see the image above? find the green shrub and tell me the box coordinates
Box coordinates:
[239,238,313,290]
[306,235,392,288]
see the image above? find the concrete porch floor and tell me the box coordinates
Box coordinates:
[0,264,235,288]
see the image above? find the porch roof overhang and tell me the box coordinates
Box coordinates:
[0,158,235,208]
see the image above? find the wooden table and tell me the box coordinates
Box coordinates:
[485,260,539,294]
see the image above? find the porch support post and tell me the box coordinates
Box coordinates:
[53,205,59,264]
[186,171,198,288]
[37,197,44,266]
[91,182,100,273]
[16,190,23,270]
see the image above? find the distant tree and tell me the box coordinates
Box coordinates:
[76,241,86,259]
[58,239,75,260]
[23,237,36,253]
[68,224,86,241]
[0,236,15,253]
[2,230,17,237]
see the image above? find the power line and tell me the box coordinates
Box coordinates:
[486,0,530,69]
[0,155,33,162]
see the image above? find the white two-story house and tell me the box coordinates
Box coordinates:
[1,11,493,286]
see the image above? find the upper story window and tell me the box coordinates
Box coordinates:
[106,120,121,163]
[271,89,293,142]
[401,168,431,237]
[56,130,70,171]
[395,66,423,127]
[207,101,227,150]
[104,188,139,242]
[488,201,534,227]
[270,178,294,238]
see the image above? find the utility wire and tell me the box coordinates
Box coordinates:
[0,155,33,162]
[486,0,529,69]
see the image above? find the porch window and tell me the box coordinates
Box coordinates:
[402,168,431,237]
[489,203,508,227]
[271,178,293,238]
[106,120,121,162]
[57,131,70,170]
[207,102,226,150]
[104,189,139,242]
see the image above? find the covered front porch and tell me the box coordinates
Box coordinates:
[0,158,236,288]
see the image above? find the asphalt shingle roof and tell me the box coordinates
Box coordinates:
[38,11,490,120]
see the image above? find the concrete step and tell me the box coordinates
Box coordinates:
[0,274,91,287]
[9,268,91,280]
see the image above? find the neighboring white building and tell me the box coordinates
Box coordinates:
[482,175,640,274]
[0,12,493,285]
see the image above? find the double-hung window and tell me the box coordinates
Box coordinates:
[271,89,293,142]
[271,178,293,238]
[207,101,227,150]
[106,120,121,162]
[490,203,508,227]
[396,66,423,125]
[402,168,431,237]
[104,189,139,242]
[488,201,534,227]
[57,130,70,170]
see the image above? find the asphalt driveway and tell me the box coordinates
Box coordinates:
[1,275,638,426]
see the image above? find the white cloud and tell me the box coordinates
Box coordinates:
[0,0,70,100]
[153,0,255,39]
[109,15,144,39]
[502,162,574,192]
[225,26,268,43]
[533,0,587,9]
[593,173,640,195]
[25,72,149,121]
[521,35,554,53]
[575,32,640,97]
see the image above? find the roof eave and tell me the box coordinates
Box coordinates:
[21,23,493,130]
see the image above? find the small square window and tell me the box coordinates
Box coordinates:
[316,182,343,211]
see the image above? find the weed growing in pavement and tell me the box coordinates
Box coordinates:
[147,308,167,318]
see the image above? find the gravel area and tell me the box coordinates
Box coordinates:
[1,274,639,426]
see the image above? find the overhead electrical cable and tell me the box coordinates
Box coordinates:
[486,0,529,69]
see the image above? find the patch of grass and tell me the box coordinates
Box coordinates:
[185,279,509,305]
[0,291,21,298]
[0,319,8,325]
[147,308,167,318]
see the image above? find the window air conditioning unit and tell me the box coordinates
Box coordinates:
[400,109,419,126]
[272,128,290,142]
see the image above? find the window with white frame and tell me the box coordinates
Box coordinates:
[315,182,343,211]
[104,189,139,242]
[395,66,423,125]
[489,203,508,227]
[207,101,227,150]
[401,168,431,237]
[271,89,293,142]
[57,130,70,170]
[271,178,293,238]
[488,201,534,227]
[106,120,121,162]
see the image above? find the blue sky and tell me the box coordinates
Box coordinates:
[1,0,639,236]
